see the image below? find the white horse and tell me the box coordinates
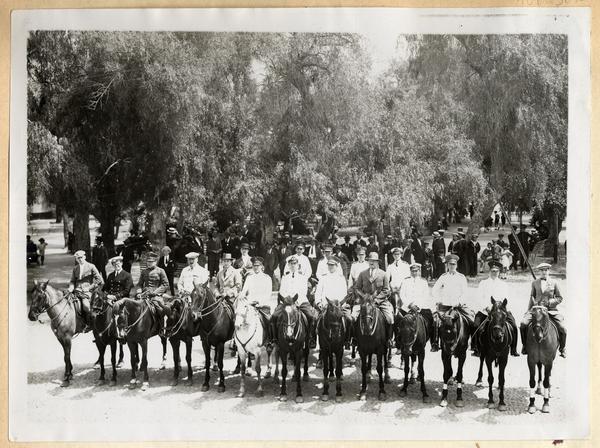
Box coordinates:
[233,297,274,397]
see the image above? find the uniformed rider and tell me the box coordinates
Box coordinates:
[68,249,104,331]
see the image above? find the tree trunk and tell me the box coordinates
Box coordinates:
[73,210,91,256]
[146,207,169,251]
[62,210,70,248]
[97,207,118,256]
[261,215,277,246]
[55,204,62,223]
[543,208,563,261]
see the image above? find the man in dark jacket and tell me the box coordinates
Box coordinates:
[467,234,480,277]
[91,236,109,282]
[516,226,532,270]
[103,256,134,300]
[431,231,446,279]
[341,235,354,262]
[157,246,177,295]
[262,241,280,278]
[411,236,425,265]
[205,232,221,278]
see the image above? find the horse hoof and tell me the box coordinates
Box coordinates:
[93,363,101,370]
[141,382,149,391]
[440,399,448,408]
[255,389,264,398]
[487,402,495,409]
[171,380,179,387]
[279,394,288,402]
[475,381,484,388]
[128,380,137,390]
[378,392,387,401]
[218,385,225,393]
[60,380,70,388]
[455,399,464,408]
[359,393,367,401]
[273,376,280,385]
[448,378,454,386]
[536,387,543,395]
[186,379,193,387]
[109,379,117,387]
[201,384,209,392]
[321,394,329,402]
[528,406,537,414]
[95,379,106,387]
[295,396,304,403]
[237,391,245,398]
[116,361,124,369]
[264,371,272,379]
[212,365,219,372]
[498,404,507,412]
[302,373,310,382]
[399,389,407,397]
[423,395,430,404]
[541,404,550,413]
[335,395,343,403]
[409,378,416,385]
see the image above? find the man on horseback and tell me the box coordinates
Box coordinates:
[314,256,348,309]
[103,256,133,301]
[216,253,243,304]
[398,262,430,315]
[430,254,475,352]
[471,260,519,357]
[386,247,411,311]
[272,255,318,346]
[238,257,274,341]
[178,252,210,298]
[520,262,566,358]
[68,250,104,331]
[352,252,394,341]
[136,252,169,317]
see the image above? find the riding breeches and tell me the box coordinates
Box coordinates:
[272,302,317,329]
[350,300,394,325]
[520,310,566,350]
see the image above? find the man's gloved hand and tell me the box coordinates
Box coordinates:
[68,285,74,293]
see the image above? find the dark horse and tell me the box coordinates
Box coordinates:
[192,284,235,393]
[90,290,126,386]
[276,294,309,403]
[526,305,559,414]
[163,296,201,387]
[438,307,471,407]
[356,294,388,401]
[474,298,515,411]
[317,297,351,402]
[113,297,163,390]
[395,307,433,403]
[28,281,86,387]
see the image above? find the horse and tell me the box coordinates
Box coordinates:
[163,296,201,386]
[28,280,86,387]
[192,284,235,393]
[395,307,433,403]
[475,298,514,411]
[113,297,163,391]
[233,297,273,398]
[356,294,388,401]
[438,307,471,407]
[275,294,309,403]
[525,305,559,414]
[317,297,351,402]
[90,290,126,386]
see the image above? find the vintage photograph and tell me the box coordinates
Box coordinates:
[10,8,590,441]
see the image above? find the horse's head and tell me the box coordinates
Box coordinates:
[439,310,460,353]
[28,280,50,321]
[279,294,300,341]
[234,297,251,330]
[396,310,419,356]
[359,294,377,335]
[322,298,345,342]
[488,297,508,344]
[112,300,129,340]
[531,305,549,344]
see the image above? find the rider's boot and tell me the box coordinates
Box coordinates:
[520,325,528,355]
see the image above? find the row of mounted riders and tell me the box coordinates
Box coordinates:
[28,281,560,414]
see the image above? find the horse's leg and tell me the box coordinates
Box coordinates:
[476,354,485,387]
[419,352,429,403]
[159,335,167,370]
[377,351,386,400]
[528,359,537,413]
[440,352,451,407]
[170,338,181,386]
[321,348,330,401]
[279,350,288,401]
[455,351,466,407]
[117,341,125,368]
[302,340,310,382]
[329,352,334,378]
[201,340,211,392]
[109,339,117,386]
[295,348,304,403]
[335,348,343,401]
[185,337,193,385]
[95,340,107,385]
[140,339,149,390]
[59,337,73,387]
[255,350,264,397]
[497,356,508,411]
[217,342,226,393]
[399,354,410,397]
[128,341,138,389]
[410,354,417,384]
[272,345,279,383]
[366,353,372,383]
[541,363,552,413]
[536,363,543,395]
[383,348,391,385]
[237,349,247,398]
[359,351,368,401]
[486,356,495,408]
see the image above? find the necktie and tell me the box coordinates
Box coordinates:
[395,262,398,267]
[79,266,83,280]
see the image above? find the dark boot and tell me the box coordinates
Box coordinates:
[520,326,528,355]
[309,323,317,349]
[81,299,92,332]
[431,321,439,352]
[510,323,519,356]
[471,328,480,357]
[558,329,566,358]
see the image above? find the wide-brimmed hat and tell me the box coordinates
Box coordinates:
[432,231,440,237]
[322,243,333,251]
[222,253,233,261]
[161,246,171,254]
[367,252,379,262]
[109,255,123,264]
[445,254,459,263]
[167,228,178,234]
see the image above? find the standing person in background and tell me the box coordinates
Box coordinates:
[401,239,413,264]
[381,235,394,268]
[37,238,48,266]
[366,236,379,258]
[315,244,335,279]
[333,245,350,280]
[341,235,354,262]
[157,246,176,296]
[454,232,468,276]
[348,247,369,290]
[91,236,109,282]
[500,212,506,229]
[262,241,280,290]
[410,233,425,265]
[205,231,221,279]
[479,242,494,273]
[305,237,321,276]
[221,231,235,257]
[467,234,480,277]
[235,243,254,283]
[516,225,532,270]
[352,233,367,260]
[494,211,500,230]
[432,231,446,279]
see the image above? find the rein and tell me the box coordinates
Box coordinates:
[234,305,259,351]
[119,299,150,335]
[359,305,379,337]
[164,301,189,338]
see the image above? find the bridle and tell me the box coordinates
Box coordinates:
[116,299,150,337]
[359,298,378,337]
[398,312,419,353]
[320,301,346,344]
[279,303,301,343]
[164,298,190,338]
[530,305,551,342]
[440,309,463,354]
[92,292,117,337]
[234,301,259,351]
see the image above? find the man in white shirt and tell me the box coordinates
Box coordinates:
[314,256,348,309]
[315,244,335,279]
[271,255,317,345]
[286,241,312,277]
[236,243,253,283]
[430,254,474,351]
[387,247,411,311]
[238,257,274,339]
[399,263,430,314]
[177,252,210,298]
[348,247,369,289]
[471,260,519,357]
